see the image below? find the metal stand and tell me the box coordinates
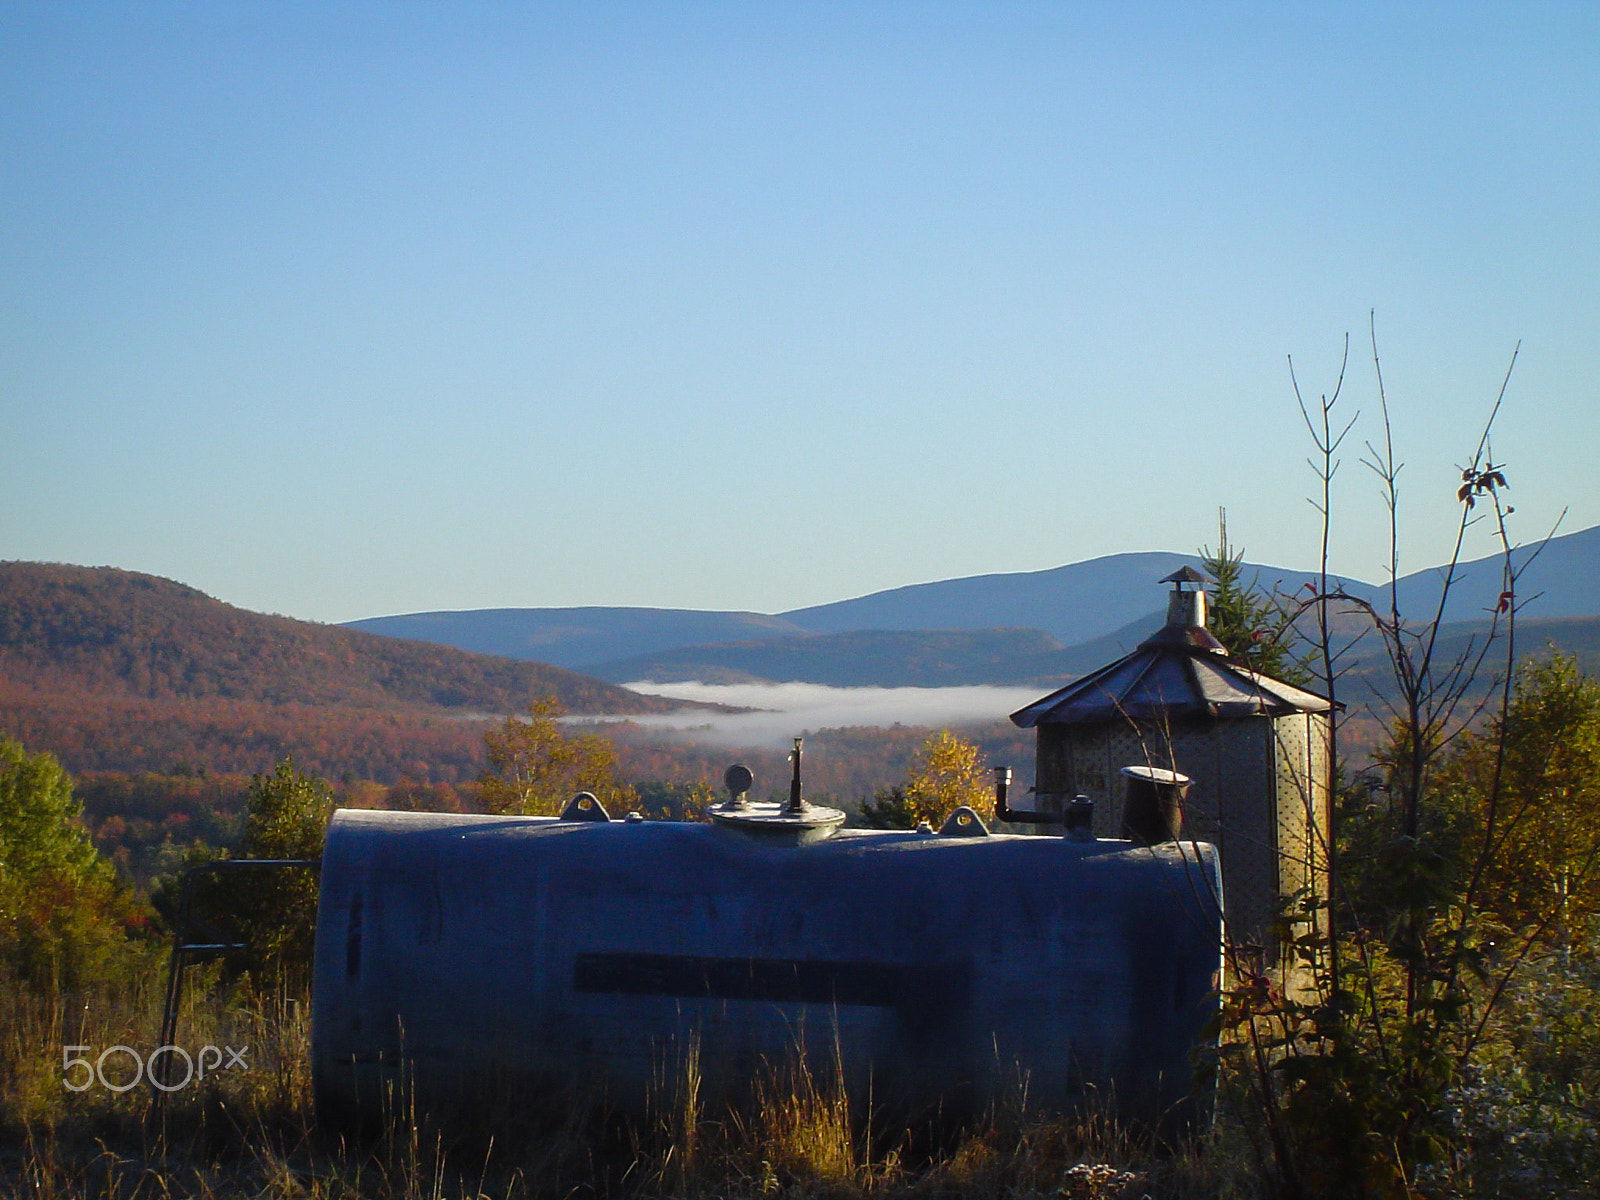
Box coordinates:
[152,858,317,1098]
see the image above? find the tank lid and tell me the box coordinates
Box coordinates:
[1119,766,1191,785]
[707,739,846,845]
[709,801,847,846]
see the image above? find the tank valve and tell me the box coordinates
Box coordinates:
[709,748,844,846]
[785,736,808,814]
[1065,795,1095,841]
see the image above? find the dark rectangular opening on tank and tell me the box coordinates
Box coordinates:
[573,952,971,1009]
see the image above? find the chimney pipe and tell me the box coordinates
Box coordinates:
[1167,586,1207,630]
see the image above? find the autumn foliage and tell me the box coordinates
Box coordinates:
[0,561,697,784]
[0,738,145,988]
[858,728,995,828]
[479,697,637,816]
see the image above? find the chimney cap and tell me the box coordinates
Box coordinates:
[1160,566,1211,588]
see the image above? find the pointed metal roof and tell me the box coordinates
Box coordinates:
[1010,645,1331,727]
[1010,573,1333,728]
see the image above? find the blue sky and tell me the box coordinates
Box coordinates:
[4,3,1595,625]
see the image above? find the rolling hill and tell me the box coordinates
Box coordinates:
[591,628,1068,688]
[785,522,1599,644]
[0,562,702,781]
[343,551,1325,671]
[1389,521,1600,625]
[345,606,812,669]
[0,563,692,714]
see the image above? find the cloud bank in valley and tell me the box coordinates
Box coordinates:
[604,681,1045,749]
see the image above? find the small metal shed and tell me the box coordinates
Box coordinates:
[1011,569,1333,954]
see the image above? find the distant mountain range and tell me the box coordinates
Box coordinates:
[345,524,1600,687]
[1,526,1593,779]
[346,606,814,670]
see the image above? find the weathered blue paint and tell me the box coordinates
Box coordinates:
[311,809,1222,1131]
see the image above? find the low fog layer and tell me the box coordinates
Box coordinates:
[608,681,1045,749]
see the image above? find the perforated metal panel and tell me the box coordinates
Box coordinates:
[1212,722,1275,946]
[1309,715,1332,937]
[1271,714,1333,941]
[1271,717,1311,923]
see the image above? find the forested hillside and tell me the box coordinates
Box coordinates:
[0,562,698,780]
[0,563,690,711]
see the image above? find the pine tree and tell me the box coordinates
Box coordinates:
[1200,509,1309,684]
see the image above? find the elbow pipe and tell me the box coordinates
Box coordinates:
[993,768,1095,837]
[993,766,1063,825]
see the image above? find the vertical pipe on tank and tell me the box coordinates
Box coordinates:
[785,736,805,814]
[1119,766,1190,844]
[1064,795,1095,840]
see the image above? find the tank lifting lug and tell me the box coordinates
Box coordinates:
[938,806,990,837]
[560,792,612,822]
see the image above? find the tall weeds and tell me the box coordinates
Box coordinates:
[1,965,1262,1199]
[1218,326,1600,1198]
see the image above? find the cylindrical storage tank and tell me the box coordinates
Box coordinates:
[311,810,1222,1133]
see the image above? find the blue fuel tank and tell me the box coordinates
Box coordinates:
[310,807,1222,1131]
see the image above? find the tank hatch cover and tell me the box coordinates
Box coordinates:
[709,801,847,847]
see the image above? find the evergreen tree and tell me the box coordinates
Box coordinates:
[857,785,917,829]
[163,758,332,990]
[1200,509,1310,684]
[0,736,135,987]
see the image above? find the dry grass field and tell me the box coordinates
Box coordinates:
[1,969,1255,1200]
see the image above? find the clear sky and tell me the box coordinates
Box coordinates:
[4,2,1595,625]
